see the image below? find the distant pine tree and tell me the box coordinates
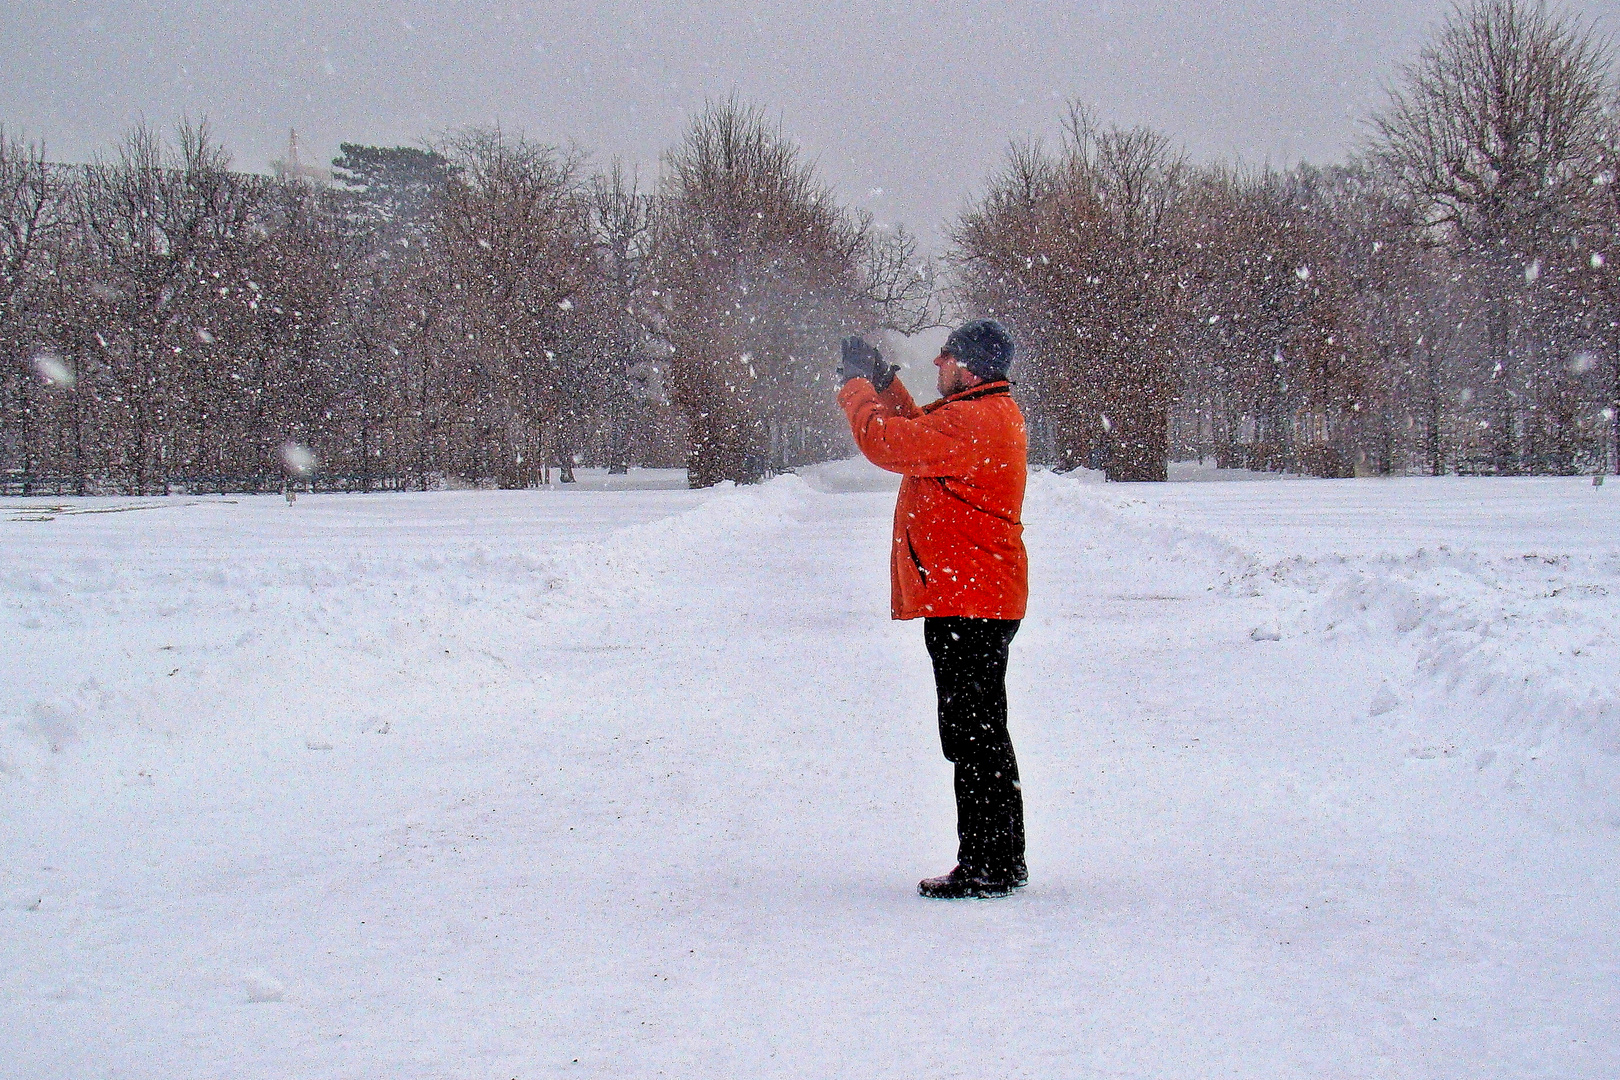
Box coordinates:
[330,145,456,226]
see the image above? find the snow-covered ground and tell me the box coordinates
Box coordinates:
[3,464,1617,1079]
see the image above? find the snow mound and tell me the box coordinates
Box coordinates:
[241,970,285,1003]
[1028,470,1620,818]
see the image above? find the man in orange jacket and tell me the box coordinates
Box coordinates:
[836,319,1029,899]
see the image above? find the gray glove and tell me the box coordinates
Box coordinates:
[838,336,898,391]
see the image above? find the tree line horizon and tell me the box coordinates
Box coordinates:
[3,0,1619,493]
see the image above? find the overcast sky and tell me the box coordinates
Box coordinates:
[4,1,1619,248]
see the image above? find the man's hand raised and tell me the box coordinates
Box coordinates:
[838,336,898,391]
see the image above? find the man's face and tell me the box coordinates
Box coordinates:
[934,350,980,397]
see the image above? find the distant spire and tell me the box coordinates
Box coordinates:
[272,128,329,186]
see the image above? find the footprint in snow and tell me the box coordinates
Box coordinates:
[1368,685,1401,717]
[243,970,285,1003]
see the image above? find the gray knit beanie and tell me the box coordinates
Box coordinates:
[943,318,1015,381]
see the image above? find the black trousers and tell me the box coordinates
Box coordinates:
[923,616,1025,878]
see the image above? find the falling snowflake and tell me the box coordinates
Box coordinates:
[279,441,317,477]
[32,352,73,388]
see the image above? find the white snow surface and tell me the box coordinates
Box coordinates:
[3,464,1618,1078]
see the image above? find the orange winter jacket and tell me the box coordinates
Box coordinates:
[838,376,1028,621]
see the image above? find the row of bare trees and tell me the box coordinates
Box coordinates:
[0,123,343,495]
[6,1,1618,490]
[0,101,931,494]
[954,0,1620,479]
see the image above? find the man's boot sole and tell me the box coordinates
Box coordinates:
[918,879,1020,899]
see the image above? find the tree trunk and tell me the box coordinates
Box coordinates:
[360,414,373,493]
[18,378,34,498]
[1424,341,1444,476]
[1612,319,1620,475]
[1490,308,1515,475]
[70,369,86,496]
[1105,388,1169,482]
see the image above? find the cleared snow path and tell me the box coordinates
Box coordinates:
[3,466,1617,1079]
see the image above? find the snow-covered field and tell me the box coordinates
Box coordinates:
[4,464,1617,1079]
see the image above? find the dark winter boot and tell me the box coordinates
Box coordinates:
[917,865,1022,899]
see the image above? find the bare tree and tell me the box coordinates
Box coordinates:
[74,121,266,492]
[1372,0,1614,472]
[1572,97,1620,472]
[1174,165,1375,476]
[954,106,1184,480]
[0,129,72,493]
[432,128,594,485]
[588,160,660,473]
[654,98,920,487]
